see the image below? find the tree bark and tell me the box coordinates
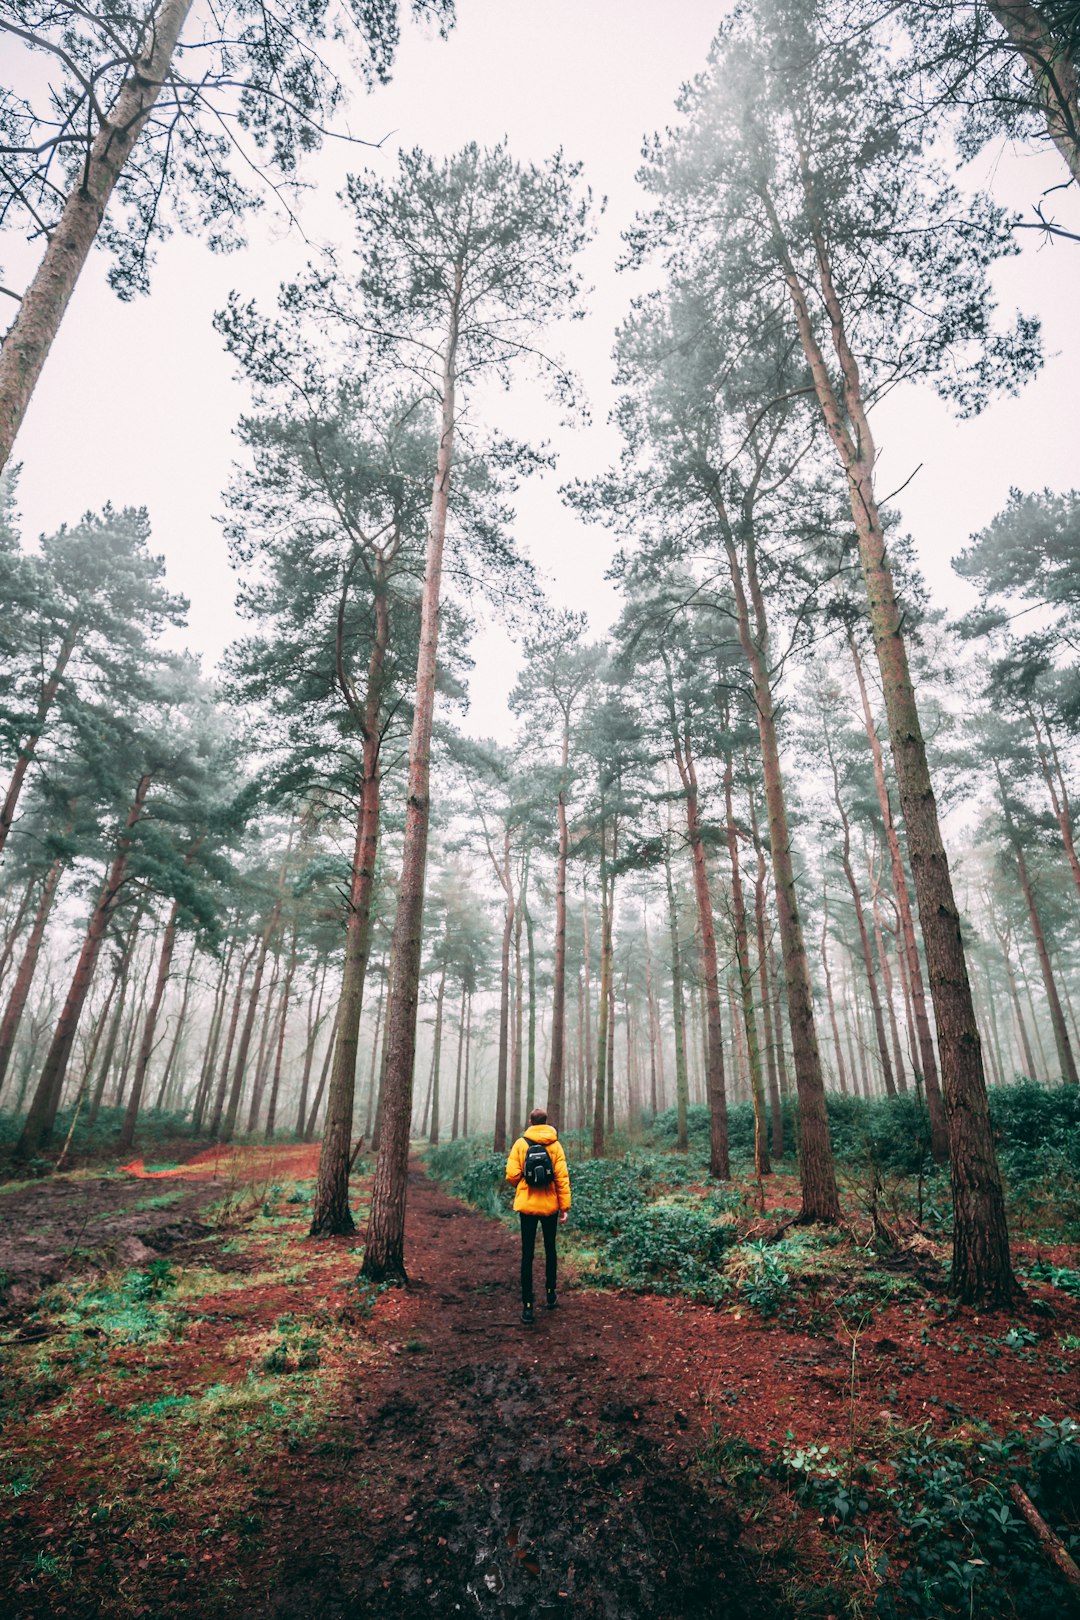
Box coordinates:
[0,0,197,472]
[749,787,784,1157]
[207,940,256,1138]
[820,883,849,1096]
[363,278,460,1282]
[723,531,837,1218]
[493,829,515,1154]
[776,200,1015,1298]
[989,0,1080,185]
[429,962,447,1144]
[547,715,572,1125]
[118,898,180,1150]
[1011,829,1079,1085]
[671,725,729,1178]
[265,924,298,1139]
[723,750,770,1175]
[0,853,64,1095]
[17,773,152,1157]
[592,834,612,1159]
[219,907,280,1143]
[849,632,946,1153]
[451,979,466,1140]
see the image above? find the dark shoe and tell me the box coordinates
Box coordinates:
[546,1291,558,1310]
[521,1303,534,1325]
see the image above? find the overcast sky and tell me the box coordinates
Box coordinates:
[6,0,1078,744]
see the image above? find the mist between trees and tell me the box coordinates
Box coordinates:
[0,0,1078,1310]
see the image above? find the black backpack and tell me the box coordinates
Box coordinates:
[522,1136,556,1188]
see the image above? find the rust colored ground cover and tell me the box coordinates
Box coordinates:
[0,1153,1077,1617]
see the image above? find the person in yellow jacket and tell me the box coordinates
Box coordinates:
[505,1108,572,1325]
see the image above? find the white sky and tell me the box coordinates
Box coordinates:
[5,0,1079,745]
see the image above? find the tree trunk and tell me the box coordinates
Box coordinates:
[989,0,1080,185]
[119,898,180,1151]
[493,837,515,1154]
[777,199,1015,1297]
[17,774,152,1157]
[0,872,39,993]
[644,919,659,1117]
[592,841,612,1159]
[525,897,537,1117]
[871,882,909,1094]
[723,750,770,1175]
[313,573,388,1230]
[462,990,472,1138]
[88,908,144,1124]
[0,854,64,1095]
[511,884,524,1134]
[451,979,466,1140]
[582,874,595,1131]
[265,925,298,1139]
[306,1001,341,1144]
[0,0,197,472]
[191,936,235,1133]
[363,283,460,1283]
[158,946,196,1110]
[723,532,837,1218]
[219,907,280,1143]
[749,787,784,1157]
[548,718,571,1125]
[820,884,849,1095]
[850,631,946,1153]
[207,940,255,1138]
[672,730,729,1177]
[1013,834,1079,1085]
[295,956,328,1138]
[363,973,384,1138]
[0,628,79,858]
[429,962,447,1144]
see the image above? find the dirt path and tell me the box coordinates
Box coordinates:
[248,1162,780,1619]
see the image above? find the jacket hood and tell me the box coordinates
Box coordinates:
[523,1125,558,1144]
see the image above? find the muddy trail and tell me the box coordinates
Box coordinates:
[249,1164,781,1620]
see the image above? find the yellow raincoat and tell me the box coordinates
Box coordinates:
[505,1125,572,1216]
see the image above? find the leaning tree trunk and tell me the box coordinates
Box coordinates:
[0,853,64,1095]
[88,907,144,1124]
[850,632,947,1155]
[0,0,196,472]
[1011,829,1079,1086]
[723,529,839,1220]
[16,773,152,1158]
[363,284,460,1283]
[778,205,1016,1300]
[0,628,78,857]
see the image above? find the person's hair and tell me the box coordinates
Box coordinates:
[528,1108,548,1125]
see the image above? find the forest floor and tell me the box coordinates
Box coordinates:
[0,1148,1078,1618]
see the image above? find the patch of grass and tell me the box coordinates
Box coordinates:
[133,1188,186,1211]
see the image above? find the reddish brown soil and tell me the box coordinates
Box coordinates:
[2,1157,1077,1618]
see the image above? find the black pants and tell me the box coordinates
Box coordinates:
[519,1212,558,1303]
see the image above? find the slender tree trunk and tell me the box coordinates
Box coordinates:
[525,897,537,1117]
[0,854,64,1095]
[313,574,388,1230]
[265,925,298,1139]
[723,750,770,1175]
[776,199,1015,1296]
[547,712,573,1124]
[644,919,659,1117]
[428,962,447,1144]
[493,838,515,1154]
[88,908,143,1124]
[850,632,946,1152]
[606,965,616,1138]
[17,774,152,1157]
[462,990,471,1139]
[0,630,79,857]
[295,956,328,1138]
[363,973,384,1139]
[871,881,909,1094]
[119,898,180,1150]
[0,0,197,473]
[208,940,255,1138]
[1013,833,1079,1085]
[999,925,1037,1078]
[582,874,594,1130]
[451,979,466,1140]
[158,947,196,1110]
[820,884,849,1096]
[191,937,234,1133]
[511,888,524,1134]
[1028,701,1080,905]
[672,729,729,1177]
[306,1002,341,1144]
[723,532,837,1217]
[219,908,280,1143]
[749,788,784,1157]
[362,280,461,1282]
[0,872,38,993]
[592,844,612,1159]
